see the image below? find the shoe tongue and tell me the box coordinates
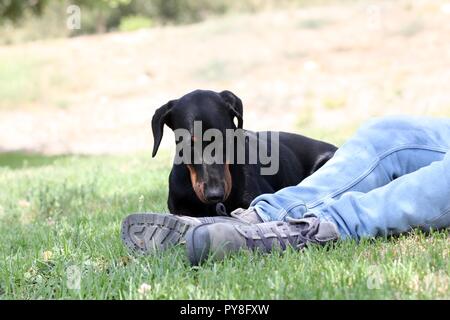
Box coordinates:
[289,217,314,229]
[289,217,339,242]
[288,217,321,238]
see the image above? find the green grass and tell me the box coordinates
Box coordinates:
[0,152,71,169]
[119,16,153,32]
[0,151,448,299]
[0,56,42,108]
[297,18,333,30]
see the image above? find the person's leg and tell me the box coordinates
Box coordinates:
[186,151,450,265]
[312,151,450,239]
[251,116,450,222]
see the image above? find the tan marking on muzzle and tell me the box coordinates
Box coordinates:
[223,163,232,201]
[186,164,207,204]
[186,164,233,204]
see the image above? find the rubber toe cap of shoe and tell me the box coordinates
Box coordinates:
[186,224,212,266]
[315,220,340,243]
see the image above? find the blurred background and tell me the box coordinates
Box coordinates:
[1,0,450,164]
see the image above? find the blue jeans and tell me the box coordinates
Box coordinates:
[251,116,450,239]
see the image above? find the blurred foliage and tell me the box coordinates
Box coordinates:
[0,0,130,23]
[0,0,49,23]
[0,0,348,43]
[118,15,152,32]
[0,0,356,44]
[0,0,256,26]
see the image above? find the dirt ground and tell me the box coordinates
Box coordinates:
[0,0,449,155]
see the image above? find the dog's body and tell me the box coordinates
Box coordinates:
[152,89,337,217]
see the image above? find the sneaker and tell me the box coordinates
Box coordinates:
[186,216,340,265]
[121,213,244,254]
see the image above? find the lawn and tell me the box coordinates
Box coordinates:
[0,151,448,299]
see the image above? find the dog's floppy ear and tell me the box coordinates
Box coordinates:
[151,99,176,157]
[219,90,243,129]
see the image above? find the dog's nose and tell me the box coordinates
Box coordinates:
[204,187,224,203]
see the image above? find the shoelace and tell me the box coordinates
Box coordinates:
[244,219,321,252]
[288,216,321,239]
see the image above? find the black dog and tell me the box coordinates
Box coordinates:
[151,89,337,217]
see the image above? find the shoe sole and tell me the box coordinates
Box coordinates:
[121,213,195,254]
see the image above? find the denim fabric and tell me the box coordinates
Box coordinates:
[251,116,450,239]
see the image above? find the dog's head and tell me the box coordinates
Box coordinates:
[151,89,243,204]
